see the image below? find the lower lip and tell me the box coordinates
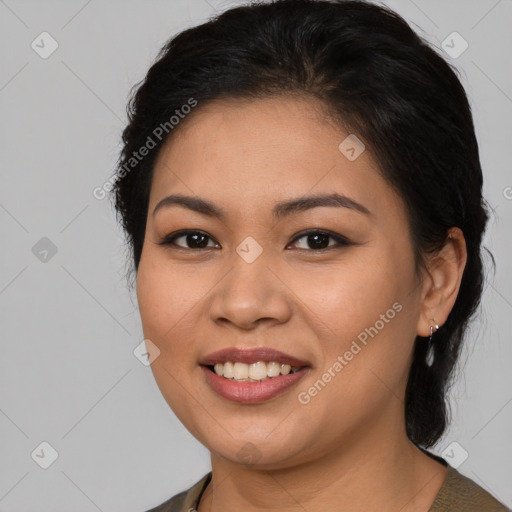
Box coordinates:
[201,366,309,403]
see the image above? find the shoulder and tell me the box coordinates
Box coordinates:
[430,464,510,512]
[143,473,211,512]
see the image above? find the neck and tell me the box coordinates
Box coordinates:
[197,418,447,512]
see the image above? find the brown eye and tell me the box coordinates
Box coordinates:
[157,230,219,249]
[289,230,351,251]
[157,229,350,252]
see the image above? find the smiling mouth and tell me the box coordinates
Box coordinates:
[204,361,305,382]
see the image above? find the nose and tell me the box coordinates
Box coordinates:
[209,250,293,331]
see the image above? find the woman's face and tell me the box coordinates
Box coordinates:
[137,96,427,468]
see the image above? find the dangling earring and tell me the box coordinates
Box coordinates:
[426,320,439,367]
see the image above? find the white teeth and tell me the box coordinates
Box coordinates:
[233,362,249,380]
[280,364,291,375]
[223,361,234,379]
[249,361,267,380]
[267,361,281,377]
[211,361,303,381]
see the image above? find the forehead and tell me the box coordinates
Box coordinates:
[149,95,399,221]
[154,95,342,172]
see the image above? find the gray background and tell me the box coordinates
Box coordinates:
[1,0,511,510]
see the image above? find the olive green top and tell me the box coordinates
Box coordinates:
[145,457,510,512]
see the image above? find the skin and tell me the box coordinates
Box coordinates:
[136,95,467,511]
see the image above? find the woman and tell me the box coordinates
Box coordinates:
[111,0,509,510]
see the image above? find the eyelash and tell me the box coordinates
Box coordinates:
[157,229,351,252]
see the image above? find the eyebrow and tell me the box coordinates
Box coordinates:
[152,192,372,220]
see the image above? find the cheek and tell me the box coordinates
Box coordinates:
[136,256,206,425]
[137,249,206,334]
[298,250,410,343]
[136,253,205,375]
[297,247,418,400]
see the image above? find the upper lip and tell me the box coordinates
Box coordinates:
[200,347,311,367]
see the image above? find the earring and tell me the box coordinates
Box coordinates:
[426,320,439,367]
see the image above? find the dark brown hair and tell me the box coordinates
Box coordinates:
[110,0,493,448]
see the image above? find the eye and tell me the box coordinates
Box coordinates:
[157,230,219,250]
[157,229,351,251]
[288,229,351,251]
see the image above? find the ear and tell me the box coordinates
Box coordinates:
[416,227,467,337]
